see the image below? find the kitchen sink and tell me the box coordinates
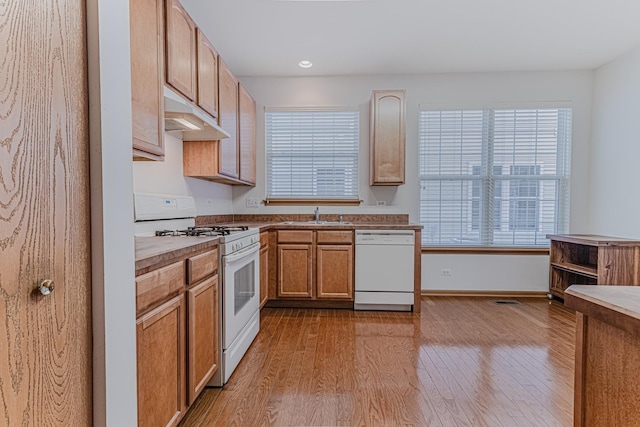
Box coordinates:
[279,221,352,225]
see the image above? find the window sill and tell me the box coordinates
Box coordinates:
[421,246,549,255]
[264,198,363,206]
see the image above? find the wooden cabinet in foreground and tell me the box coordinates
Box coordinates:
[130,0,165,161]
[370,90,406,185]
[136,246,219,426]
[316,231,354,300]
[137,294,186,427]
[165,0,197,101]
[277,231,314,299]
[547,234,640,299]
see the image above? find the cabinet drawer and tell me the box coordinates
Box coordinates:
[278,230,313,244]
[136,261,185,316]
[260,231,269,247]
[187,248,218,285]
[317,231,353,244]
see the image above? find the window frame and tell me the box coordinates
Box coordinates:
[418,105,572,248]
[264,106,361,206]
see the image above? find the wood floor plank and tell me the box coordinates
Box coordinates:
[179,297,575,427]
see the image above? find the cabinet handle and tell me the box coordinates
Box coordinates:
[38,279,54,296]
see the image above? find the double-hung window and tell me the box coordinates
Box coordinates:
[265,108,359,203]
[418,107,572,247]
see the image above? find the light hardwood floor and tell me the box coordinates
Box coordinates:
[180,297,575,426]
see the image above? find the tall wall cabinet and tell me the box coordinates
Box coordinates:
[370,90,406,185]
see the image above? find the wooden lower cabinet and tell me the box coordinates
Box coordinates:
[317,244,353,299]
[275,230,354,303]
[260,242,269,308]
[137,294,186,427]
[277,244,313,298]
[136,245,219,425]
[186,275,219,405]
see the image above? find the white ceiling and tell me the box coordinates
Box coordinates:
[180,0,640,77]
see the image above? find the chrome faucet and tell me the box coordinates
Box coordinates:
[314,206,320,223]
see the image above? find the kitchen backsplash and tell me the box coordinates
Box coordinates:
[195,213,410,225]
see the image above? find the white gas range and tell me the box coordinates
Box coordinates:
[134,193,260,387]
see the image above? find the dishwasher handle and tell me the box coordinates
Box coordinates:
[355,229,415,245]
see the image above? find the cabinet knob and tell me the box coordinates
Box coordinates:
[38,279,54,296]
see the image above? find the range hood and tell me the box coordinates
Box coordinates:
[164,86,230,141]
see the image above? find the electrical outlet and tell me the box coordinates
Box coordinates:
[246,198,260,208]
[441,269,452,276]
[376,201,387,206]
[206,199,213,206]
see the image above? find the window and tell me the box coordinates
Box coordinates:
[265,108,359,202]
[419,108,571,247]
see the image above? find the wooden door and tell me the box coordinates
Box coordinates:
[137,295,186,427]
[277,244,313,298]
[196,29,219,119]
[218,57,239,179]
[166,0,197,101]
[131,0,165,160]
[238,84,256,185]
[0,1,92,425]
[186,275,219,405]
[317,245,354,300]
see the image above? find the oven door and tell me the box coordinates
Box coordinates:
[222,242,260,350]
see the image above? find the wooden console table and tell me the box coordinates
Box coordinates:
[547,234,640,299]
[565,285,640,427]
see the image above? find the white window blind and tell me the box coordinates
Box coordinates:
[265,109,359,200]
[419,108,572,247]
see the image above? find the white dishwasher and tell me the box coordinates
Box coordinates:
[354,229,415,311]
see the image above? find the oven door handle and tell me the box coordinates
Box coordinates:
[224,243,260,265]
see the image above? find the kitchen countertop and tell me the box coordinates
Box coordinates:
[135,235,219,276]
[564,285,640,335]
[135,221,422,275]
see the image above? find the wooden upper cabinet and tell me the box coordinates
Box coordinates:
[370,90,406,185]
[166,0,197,101]
[238,84,256,185]
[196,29,218,119]
[130,0,165,160]
[218,57,239,179]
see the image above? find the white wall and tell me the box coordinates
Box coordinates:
[132,132,233,215]
[238,71,594,291]
[87,0,137,425]
[588,47,640,238]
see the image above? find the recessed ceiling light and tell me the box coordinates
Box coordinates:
[298,60,313,68]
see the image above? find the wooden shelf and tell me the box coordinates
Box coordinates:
[548,234,640,300]
[551,262,598,279]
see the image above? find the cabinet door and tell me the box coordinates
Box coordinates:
[317,244,354,300]
[238,84,256,185]
[130,0,164,160]
[370,90,406,185]
[196,29,218,119]
[137,294,186,427]
[260,244,269,307]
[186,276,219,405]
[166,0,197,101]
[277,244,313,298]
[218,57,239,178]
